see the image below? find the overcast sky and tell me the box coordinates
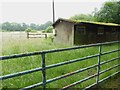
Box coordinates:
[1,0,110,24]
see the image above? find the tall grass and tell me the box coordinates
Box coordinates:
[1,32,119,89]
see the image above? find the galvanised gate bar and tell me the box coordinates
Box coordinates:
[0,41,120,90]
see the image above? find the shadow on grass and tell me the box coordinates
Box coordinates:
[89,73,120,90]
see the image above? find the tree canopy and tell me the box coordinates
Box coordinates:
[69,14,94,21]
[94,0,120,24]
[69,0,120,24]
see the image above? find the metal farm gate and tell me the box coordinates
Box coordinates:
[0,41,120,90]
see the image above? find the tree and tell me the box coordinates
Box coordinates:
[39,21,52,30]
[21,23,29,31]
[11,22,22,31]
[2,22,12,31]
[94,1,120,24]
[69,14,94,21]
[30,23,37,30]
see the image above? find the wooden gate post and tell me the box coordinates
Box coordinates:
[45,34,47,38]
[27,32,29,39]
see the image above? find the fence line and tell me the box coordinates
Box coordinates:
[0,41,120,90]
[27,32,47,38]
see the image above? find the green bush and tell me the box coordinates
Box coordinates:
[25,28,32,32]
[42,26,53,33]
[25,28,37,33]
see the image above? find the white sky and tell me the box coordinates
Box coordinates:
[0,0,110,24]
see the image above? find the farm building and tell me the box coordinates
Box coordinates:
[53,18,120,45]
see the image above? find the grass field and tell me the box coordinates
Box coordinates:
[1,32,119,89]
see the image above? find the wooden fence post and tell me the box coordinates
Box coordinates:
[45,34,47,38]
[27,32,29,39]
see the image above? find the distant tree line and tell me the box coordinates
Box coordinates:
[70,0,120,24]
[0,21,52,31]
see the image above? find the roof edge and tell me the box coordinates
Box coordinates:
[53,18,120,27]
[52,18,77,27]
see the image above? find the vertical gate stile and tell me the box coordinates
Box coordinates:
[118,41,120,73]
[41,53,46,90]
[96,44,102,85]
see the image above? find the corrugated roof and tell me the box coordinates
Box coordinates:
[53,18,120,27]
